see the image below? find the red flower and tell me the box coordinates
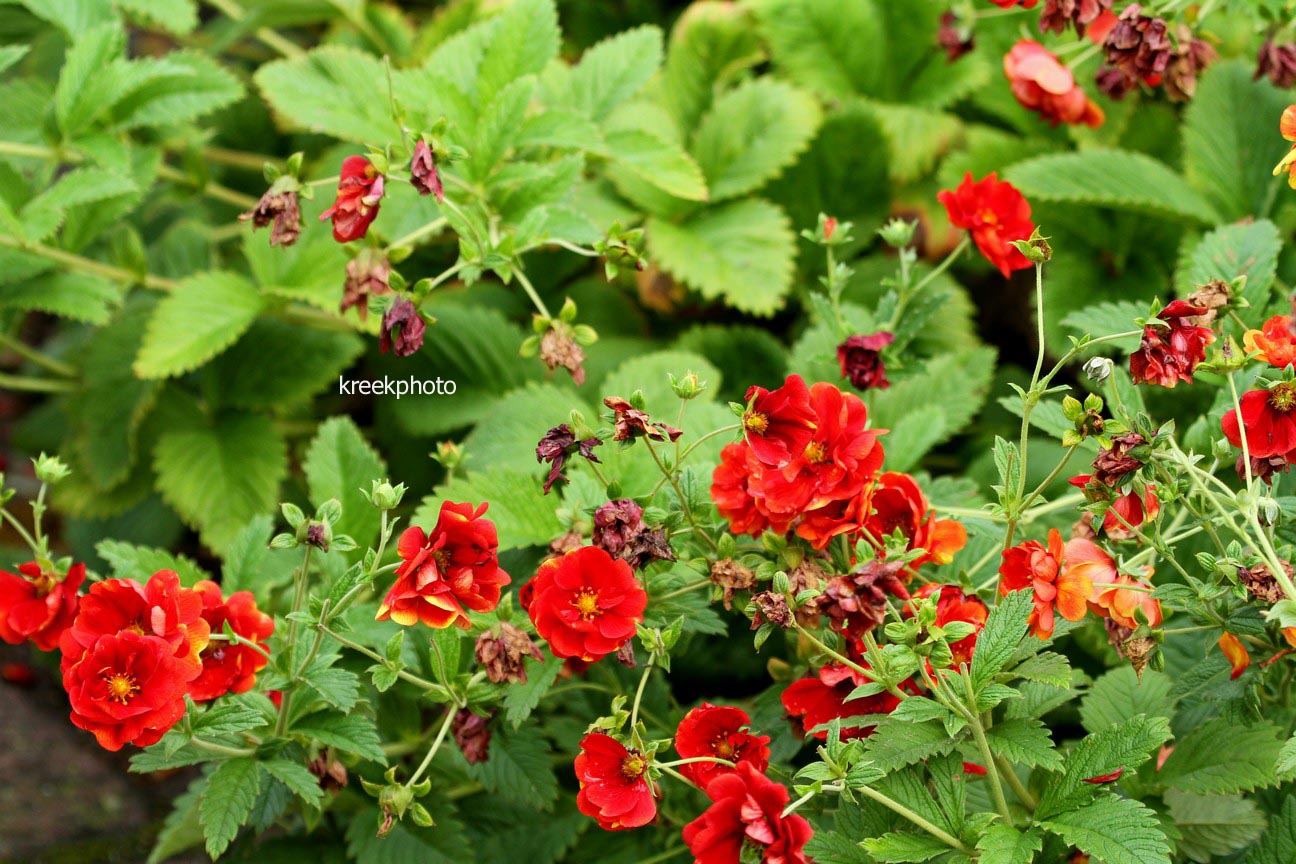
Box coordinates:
[319,155,384,243]
[781,663,911,741]
[674,704,771,789]
[0,561,84,651]
[938,172,1035,277]
[1218,632,1250,679]
[1004,40,1105,128]
[574,733,656,830]
[794,489,873,551]
[712,442,773,537]
[1071,475,1160,538]
[988,0,1038,6]
[999,530,1107,638]
[742,375,818,468]
[837,332,894,391]
[188,581,274,702]
[1222,383,1296,459]
[1089,572,1162,630]
[63,629,192,751]
[59,570,210,677]
[1129,300,1215,388]
[911,584,989,667]
[1244,314,1296,369]
[376,501,510,630]
[862,472,967,571]
[684,763,813,864]
[757,383,886,521]
[1275,105,1296,189]
[523,546,646,662]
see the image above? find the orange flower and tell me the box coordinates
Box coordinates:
[1089,572,1161,630]
[1244,314,1296,369]
[1218,632,1250,679]
[1275,105,1296,189]
[999,529,1106,638]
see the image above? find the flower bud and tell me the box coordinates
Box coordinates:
[877,217,916,249]
[32,453,70,485]
[1010,227,1052,263]
[368,479,407,510]
[1083,356,1114,383]
[669,371,707,400]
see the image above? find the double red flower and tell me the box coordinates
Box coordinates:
[1244,314,1296,369]
[523,546,647,662]
[320,155,384,243]
[575,732,656,830]
[188,580,275,702]
[1222,383,1296,460]
[1129,300,1215,388]
[862,472,967,571]
[938,172,1035,277]
[674,704,770,789]
[683,763,812,864]
[0,561,84,651]
[376,501,510,630]
[742,375,818,468]
[1000,530,1114,639]
[781,663,911,741]
[1004,40,1105,128]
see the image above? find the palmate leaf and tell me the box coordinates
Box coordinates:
[1003,149,1220,224]
[648,197,797,316]
[1183,60,1293,221]
[135,271,265,379]
[153,410,287,552]
[1040,794,1171,864]
[691,77,822,202]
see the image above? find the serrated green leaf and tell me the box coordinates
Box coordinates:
[201,757,263,859]
[1004,149,1219,224]
[648,197,796,316]
[147,774,206,864]
[976,824,1043,864]
[1037,714,1172,817]
[262,759,325,809]
[568,25,662,121]
[95,539,208,586]
[1166,789,1267,863]
[864,102,962,185]
[748,0,885,100]
[970,589,1034,690]
[135,271,265,378]
[660,2,763,134]
[862,718,958,772]
[21,167,137,241]
[1246,795,1296,864]
[1158,718,1283,794]
[463,729,558,810]
[691,78,821,201]
[1174,220,1281,308]
[503,652,563,729]
[861,831,948,863]
[300,664,362,713]
[209,320,364,410]
[604,128,709,202]
[985,717,1064,772]
[0,272,124,325]
[1041,795,1170,864]
[1182,59,1293,221]
[153,410,286,552]
[115,0,197,34]
[109,51,242,130]
[1007,651,1071,689]
[1080,667,1174,734]
[1061,300,1145,354]
[54,23,124,137]
[293,712,386,763]
[304,416,386,555]
[476,0,558,102]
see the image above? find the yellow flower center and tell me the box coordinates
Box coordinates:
[803,441,827,463]
[572,589,601,620]
[714,740,735,758]
[744,412,769,434]
[103,671,140,705]
[621,753,647,779]
[1271,382,1296,412]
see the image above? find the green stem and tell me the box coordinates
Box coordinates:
[0,332,76,377]
[0,232,179,290]
[274,543,313,736]
[387,217,449,252]
[407,707,457,789]
[792,621,909,701]
[0,509,41,557]
[629,654,657,731]
[910,235,970,297]
[642,436,719,552]
[317,623,447,694]
[656,756,737,769]
[996,754,1038,811]
[855,783,975,855]
[156,163,258,209]
[512,266,552,319]
[190,737,256,758]
[201,0,306,58]
[961,670,1013,822]
[0,372,74,393]
[656,580,710,603]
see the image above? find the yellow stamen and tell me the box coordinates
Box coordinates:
[572,589,601,619]
[103,671,140,705]
[744,412,769,434]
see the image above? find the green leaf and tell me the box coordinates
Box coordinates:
[1003,149,1220,224]
[54,23,124,137]
[135,271,265,379]
[985,717,1064,772]
[648,197,796,316]
[95,539,208,586]
[254,47,408,143]
[660,2,763,134]
[1174,220,1281,308]
[1007,651,1072,689]
[293,712,386,763]
[1166,789,1267,863]
[471,76,536,179]
[147,775,206,864]
[1080,667,1174,734]
[346,799,473,864]
[115,0,197,34]
[0,45,29,76]
[15,0,116,37]
[190,700,269,737]
[300,663,362,713]
[21,167,137,242]
[1037,714,1172,817]
[748,0,884,100]
[861,832,948,863]
[1158,718,1284,794]
[1182,59,1294,221]
[201,757,263,859]
[865,102,962,185]
[221,515,275,597]
[970,589,1034,690]
[475,0,558,102]
[463,729,559,810]
[975,824,1043,864]
[208,320,364,410]
[153,410,287,552]
[426,467,563,551]
[262,759,325,809]
[1246,795,1296,864]
[1277,733,1296,778]
[0,271,123,325]
[691,78,822,202]
[503,652,563,729]
[1061,300,1145,354]
[862,718,958,772]
[109,51,243,130]
[1040,795,1171,864]
[604,128,709,202]
[568,25,662,121]
[304,416,387,554]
